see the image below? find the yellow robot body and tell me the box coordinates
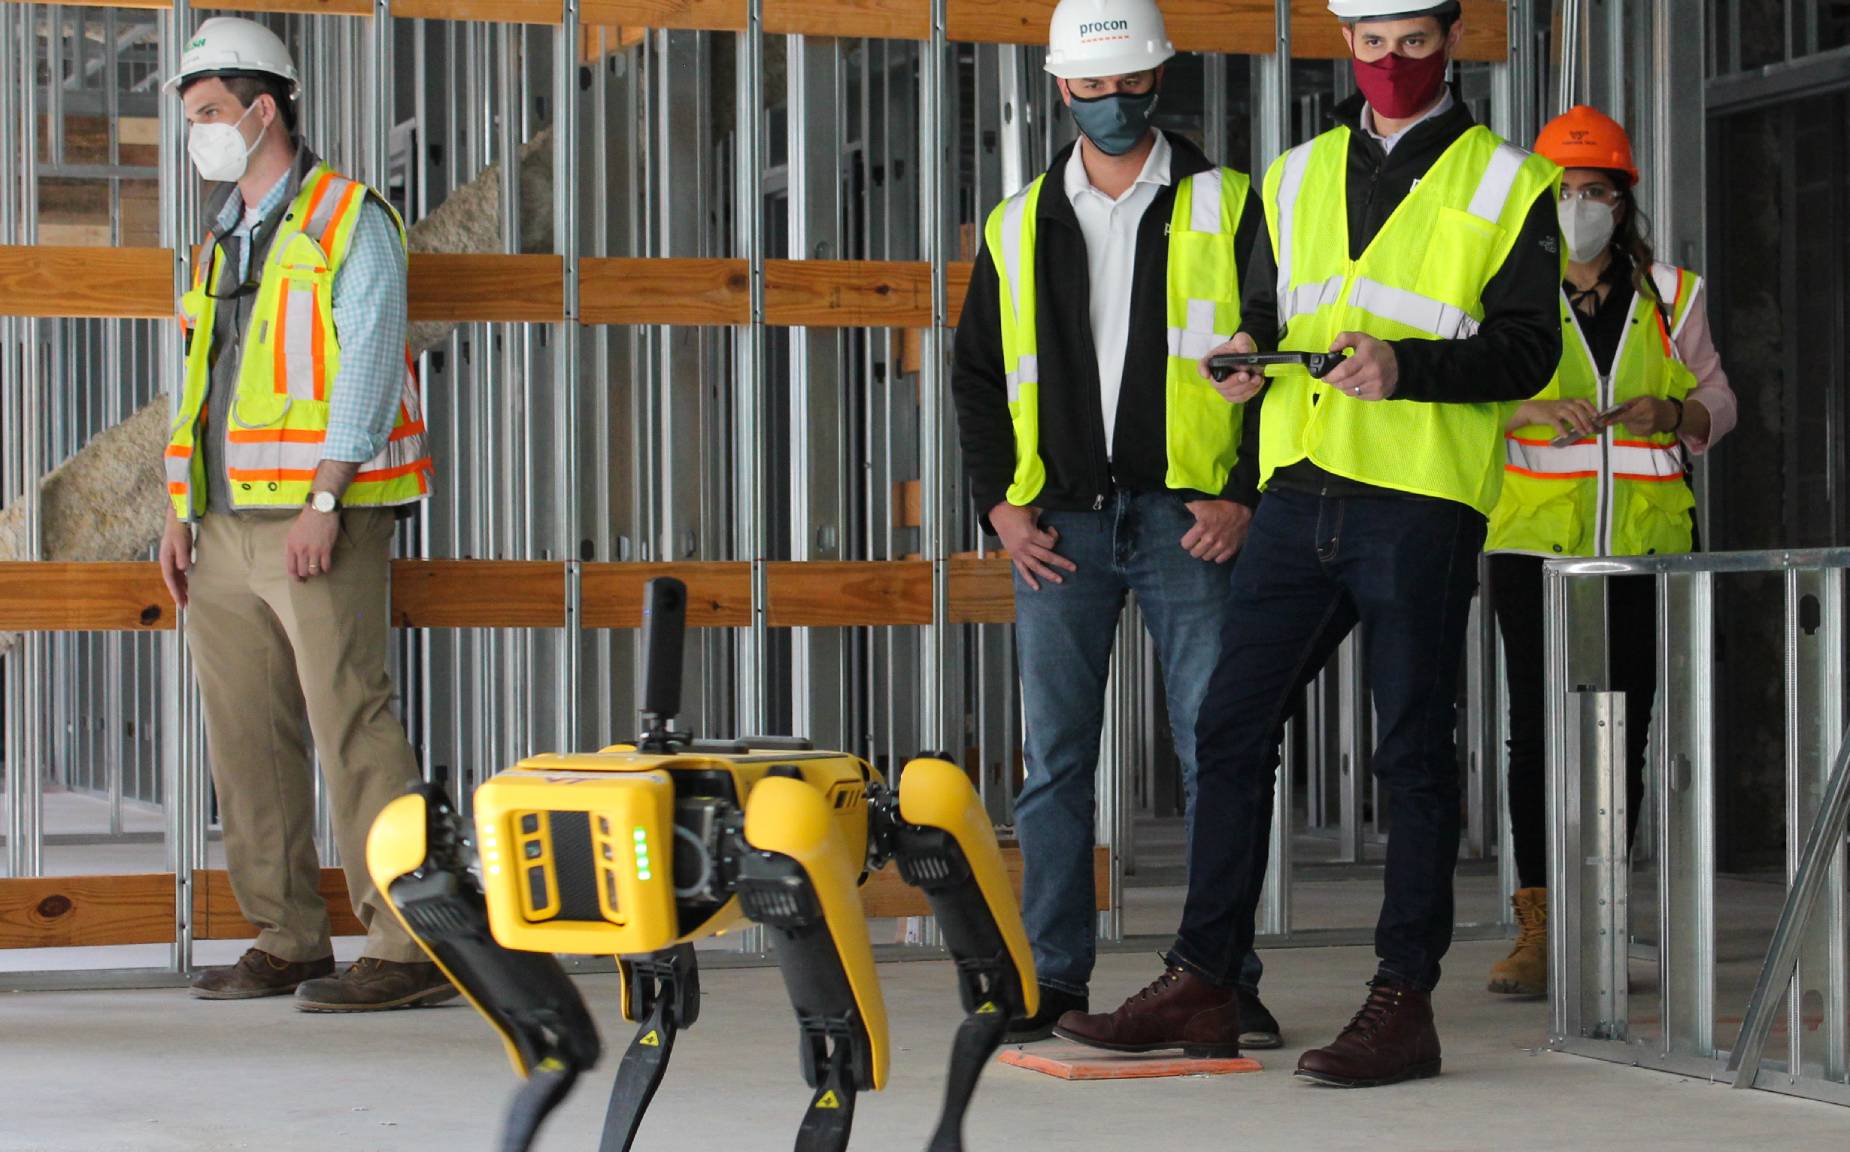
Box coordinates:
[475,747,877,957]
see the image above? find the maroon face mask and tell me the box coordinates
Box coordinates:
[1351,49,1449,120]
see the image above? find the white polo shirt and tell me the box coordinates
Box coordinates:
[1064,131,1171,458]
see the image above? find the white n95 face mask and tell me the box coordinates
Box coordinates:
[187,102,266,183]
[1557,197,1617,264]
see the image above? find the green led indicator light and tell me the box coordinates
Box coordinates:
[638,870,652,881]
[633,829,647,842]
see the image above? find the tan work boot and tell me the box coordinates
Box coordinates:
[1487,887,1548,996]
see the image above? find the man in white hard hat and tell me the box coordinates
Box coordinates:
[1059,1,1563,1085]
[155,16,450,1012]
[952,0,1278,1050]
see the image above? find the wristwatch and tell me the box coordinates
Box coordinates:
[308,491,339,514]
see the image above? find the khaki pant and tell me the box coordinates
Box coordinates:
[185,507,423,963]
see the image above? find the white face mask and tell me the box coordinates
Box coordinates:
[187,102,267,184]
[1557,197,1617,264]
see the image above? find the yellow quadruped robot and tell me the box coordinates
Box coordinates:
[367,577,1037,1152]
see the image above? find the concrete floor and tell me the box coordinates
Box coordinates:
[5,940,1849,1152]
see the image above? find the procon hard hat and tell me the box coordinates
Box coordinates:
[1327,1,1461,19]
[163,17,299,95]
[1045,0,1176,81]
[1535,105,1640,185]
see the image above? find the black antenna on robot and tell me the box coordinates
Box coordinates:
[638,577,689,752]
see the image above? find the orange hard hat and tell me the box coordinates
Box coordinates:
[1534,105,1639,185]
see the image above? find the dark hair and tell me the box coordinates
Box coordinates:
[179,72,297,135]
[1609,172,1664,307]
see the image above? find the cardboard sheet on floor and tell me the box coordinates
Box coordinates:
[999,1044,1263,1080]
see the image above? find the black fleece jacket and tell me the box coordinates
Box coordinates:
[952,131,1266,531]
[1242,91,1564,500]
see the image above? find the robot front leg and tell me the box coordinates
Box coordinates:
[599,944,700,1152]
[367,784,603,1152]
[884,757,1040,1152]
[739,776,889,1152]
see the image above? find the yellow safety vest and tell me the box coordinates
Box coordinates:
[1261,125,1561,515]
[983,165,1250,506]
[166,163,433,522]
[1487,264,1700,558]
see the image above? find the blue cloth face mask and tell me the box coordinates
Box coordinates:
[1067,88,1158,157]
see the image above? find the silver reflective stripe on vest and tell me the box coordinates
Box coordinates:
[1281,273,1346,326]
[1190,169,1224,234]
[1272,143,1315,311]
[1506,436,1599,476]
[1348,276,1481,340]
[1006,354,1039,403]
[279,280,320,401]
[1467,143,1528,223]
[1611,441,1684,481]
[1168,296,1230,363]
[998,191,1034,399]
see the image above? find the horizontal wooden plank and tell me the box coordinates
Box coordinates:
[582,0,745,27]
[1291,0,1507,61]
[578,562,752,629]
[390,560,568,629]
[948,555,1013,624]
[861,844,1107,919]
[0,874,176,949]
[766,560,932,627]
[395,0,567,20]
[0,246,171,319]
[407,253,565,323]
[765,0,928,40]
[579,257,750,326]
[195,0,372,14]
[0,563,174,633]
[765,259,935,328]
[193,868,365,940]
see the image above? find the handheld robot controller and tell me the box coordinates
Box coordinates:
[366,577,1037,1152]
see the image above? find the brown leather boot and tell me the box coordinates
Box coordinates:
[1295,977,1442,1087]
[1052,964,1241,1058]
[293,958,458,1013]
[191,948,335,1000]
[1487,887,1549,996]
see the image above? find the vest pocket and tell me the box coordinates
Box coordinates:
[1165,368,1240,493]
[1416,207,1504,321]
[1616,478,1695,556]
[1492,473,1585,556]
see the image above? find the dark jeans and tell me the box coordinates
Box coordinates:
[1489,554,1655,890]
[1167,486,1485,992]
[1014,489,1263,997]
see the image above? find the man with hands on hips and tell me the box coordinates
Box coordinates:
[951,0,1283,1050]
[1055,0,1563,1085]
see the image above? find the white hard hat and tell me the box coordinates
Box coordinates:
[1327,1,1459,19]
[163,17,299,95]
[1045,0,1176,81]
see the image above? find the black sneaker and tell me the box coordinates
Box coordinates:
[1236,987,1283,1049]
[1005,985,1088,1044]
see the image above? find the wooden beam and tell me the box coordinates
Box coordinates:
[193,869,365,940]
[892,479,922,530]
[947,259,973,322]
[1290,0,1508,61]
[578,562,753,629]
[947,554,1014,624]
[389,560,568,629]
[764,259,935,328]
[0,874,175,949]
[766,560,932,627]
[407,253,565,323]
[579,257,750,327]
[0,563,175,633]
[764,0,929,40]
[581,0,745,28]
[860,844,1107,919]
[194,0,371,14]
[393,0,566,19]
[0,246,171,319]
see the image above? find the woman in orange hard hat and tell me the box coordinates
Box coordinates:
[1482,105,1736,996]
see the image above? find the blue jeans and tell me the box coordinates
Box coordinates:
[1014,489,1263,997]
[1167,487,1485,992]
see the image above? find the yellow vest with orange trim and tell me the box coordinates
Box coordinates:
[1486,263,1700,558]
[166,163,432,521]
